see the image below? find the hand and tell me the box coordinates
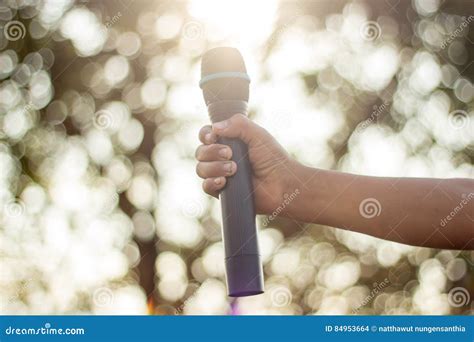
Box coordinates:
[195,115,474,250]
[195,114,298,215]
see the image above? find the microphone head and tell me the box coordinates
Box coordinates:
[200,47,250,105]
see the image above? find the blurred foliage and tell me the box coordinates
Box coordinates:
[0,0,473,315]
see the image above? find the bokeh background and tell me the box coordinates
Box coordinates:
[1,0,473,315]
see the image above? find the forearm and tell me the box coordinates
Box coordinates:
[284,163,474,250]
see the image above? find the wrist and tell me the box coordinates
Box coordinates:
[279,160,307,217]
[281,159,304,195]
[281,161,327,222]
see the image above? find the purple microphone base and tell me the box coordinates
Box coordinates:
[225,254,264,297]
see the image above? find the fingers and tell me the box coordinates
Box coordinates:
[198,125,218,144]
[196,124,236,198]
[196,161,236,179]
[211,113,263,145]
[202,177,226,198]
[195,144,232,161]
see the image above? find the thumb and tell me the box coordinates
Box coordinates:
[211,113,262,145]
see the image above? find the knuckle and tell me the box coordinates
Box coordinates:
[217,177,226,188]
[203,181,216,197]
[199,125,211,141]
[214,144,226,156]
[233,113,247,125]
[233,113,250,132]
[202,180,210,194]
[195,163,204,178]
[195,145,204,160]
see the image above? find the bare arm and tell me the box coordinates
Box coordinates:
[195,114,474,250]
[284,165,474,250]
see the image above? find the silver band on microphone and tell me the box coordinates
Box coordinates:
[199,72,251,88]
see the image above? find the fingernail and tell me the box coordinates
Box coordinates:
[223,162,234,173]
[205,133,212,143]
[214,177,222,185]
[213,120,228,130]
[219,147,230,159]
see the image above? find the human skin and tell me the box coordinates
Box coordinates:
[195,114,474,250]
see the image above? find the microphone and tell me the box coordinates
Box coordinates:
[200,47,264,297]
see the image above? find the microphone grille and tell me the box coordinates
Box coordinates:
[201,47,247,77]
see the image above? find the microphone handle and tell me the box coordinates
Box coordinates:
[208,100,264,297]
